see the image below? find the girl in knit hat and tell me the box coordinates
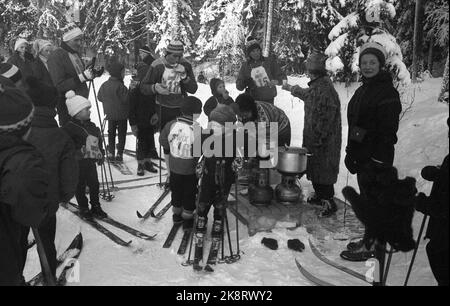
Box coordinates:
[0,78,50,285]
[203,78,234,118]
[7,38,34,82]
[32,39,55,88]
[282,51,342,218]
[62,90,107,219]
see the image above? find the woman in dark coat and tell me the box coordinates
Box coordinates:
[32,39,55,87]
[7,38,35,82]
[283,52,342,217]
[341,42,402,261]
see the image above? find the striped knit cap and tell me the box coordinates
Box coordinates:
[62,23,83,42]
[0,63,22,84]
[166,41,184,55]
[0,76,34,137]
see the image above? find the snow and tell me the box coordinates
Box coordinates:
[328,12,359,41]
[23,74,448,286]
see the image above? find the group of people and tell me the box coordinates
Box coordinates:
[0,21,447,286]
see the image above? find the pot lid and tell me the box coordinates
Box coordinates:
[279,146,308,154]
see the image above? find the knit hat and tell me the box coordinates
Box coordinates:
[108,62,125,79]
[25,76,57,108]
[209,104,237,126]
[14,38,28,51]
[181,96,202,116]
[0,63,22,84]
[65,90,91,117]
[139,45,152,55]
[62,23,83,42]
[359,42,387,67]
[209,78,224,96]
[33,39,52,55]
[166,40,184,55]
[245,36,261,56]
[305,51,327,74]
[0,77,34,136]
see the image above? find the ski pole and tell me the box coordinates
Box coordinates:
[32,228,56,286]
[158,105,162,187]
[224,212,234,259]
[382,246,394,285]
[404,214,428,286]
[235,171,240,256]
[185,214,196,266]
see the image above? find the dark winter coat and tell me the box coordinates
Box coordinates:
[140,56,198,108]
[47,42,89,125]
[345,72,402,174]
[62,118,104,161]
[0,135,50,285]
[236,55,286,103]
[7,52,35,81]
[203,95,234,118]
[28,107,78,216]
[291,76,342,185]
[136,54,154,81]
[32,56,54,88]
[98,77,129,121]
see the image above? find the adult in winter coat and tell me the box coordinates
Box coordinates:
[203,78,234,118]
[48,24,94,126]
[282,52,342,217]
[98,62,129,162]
[7,38,35,82]
[0,77,50,285]
[31,39,55,88]
[415,118,449,286]
[25,77,78,278]
[236,37,286,104]
[342,42,402,261]
[140,40,198,174]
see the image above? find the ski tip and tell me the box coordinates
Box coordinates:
[204,265,214,272]
[136,211,144,219]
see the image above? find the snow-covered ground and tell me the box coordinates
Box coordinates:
[24,74,448,286]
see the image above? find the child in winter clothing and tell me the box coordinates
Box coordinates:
[98,62,129,162]
[203,78,234,118]
[159,96,203,229]
[62,90,107,219]
[0,76,50,285]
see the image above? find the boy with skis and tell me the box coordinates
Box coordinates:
[98,61,129,162]
[62,90,107,219]
[159,96,203,229]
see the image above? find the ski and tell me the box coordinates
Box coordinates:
[28,233,83,286]
[163,223,182,248]
[308,238,371,284]
[295,259,336,286]
[150,201,172,218]
[61,203,132,247]
[177,228,193,255]
[192,216,207,271]
[66,202,156,241]
[206,220,223,266]
[110,160,133,175]
[122,149,166,170]
[137,188,171,220]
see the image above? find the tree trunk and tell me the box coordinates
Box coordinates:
[263,0,274,58]
[438,53,449,103]
[262,0,268,52]
[427,36,434,74]
[412,0,424,81]
[146,0,151,46]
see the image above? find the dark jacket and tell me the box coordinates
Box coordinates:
[32,56,54,88]
[28,107,78,216]
[62,118,104,161]
[236,55,286,103]
[345,72,402,174]
[47,42,89,125]
[140,56,198,108]
[7,52,35,81]
[0,135,49,285]
[291,76,342,185]
[98,77,129,121]
[203,95,234,118]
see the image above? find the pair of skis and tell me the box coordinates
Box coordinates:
[28,233,83,286]
[110,160,133,175]
[61,202,156,247]
[136,187,172,220]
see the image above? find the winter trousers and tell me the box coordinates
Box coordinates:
[75,159,100,209]
[426,237,449,286]
[156,104,182,132]
[108,120,127,155]
[170,172,198,218]
[136,125,157,161]
[312,183,335,200]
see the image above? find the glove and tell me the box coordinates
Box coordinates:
[92,66,104,78]
[79,68,94,83]
[270,80,279,87]
[131,125,138,137]
[245,77,256,88]
[154,83,170,95]
[415,192,431,215]
[97,157,104,166]
[287,239,305,252]
[261,237,278,250]
[282,83,292,91]
[150,113,159,126]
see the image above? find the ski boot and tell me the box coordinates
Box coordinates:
[206,219,223,266]
[106,151,115,162]
[319,198,337,217]
[90,204,108,219]
[340,243,376,262]
[115,152,123,162]
[144,161,158,173]
[137,163,145,176]
[79,206,92,219]
[193,216,207,271]
[173,213,183,224]
[307,193,322,206]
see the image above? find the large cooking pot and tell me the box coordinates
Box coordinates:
[277,146,311,174]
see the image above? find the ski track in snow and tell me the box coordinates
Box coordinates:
[24,74,447,286]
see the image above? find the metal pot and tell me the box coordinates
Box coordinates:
[277,146,311,174]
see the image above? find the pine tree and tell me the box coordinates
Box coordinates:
[439,53,448,104]
[325,0,410,86]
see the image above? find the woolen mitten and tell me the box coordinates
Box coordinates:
[261,237,278,250]
[287,239,305,252]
